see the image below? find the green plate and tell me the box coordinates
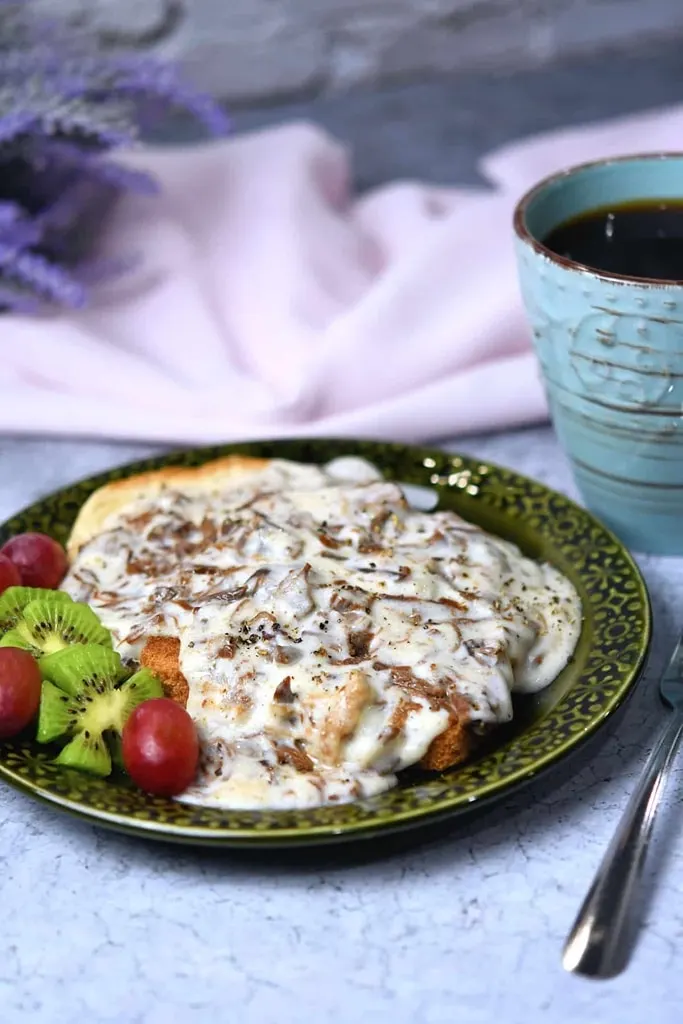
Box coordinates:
[0,439,651,847]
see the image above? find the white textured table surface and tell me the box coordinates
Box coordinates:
[1,427,681,1024]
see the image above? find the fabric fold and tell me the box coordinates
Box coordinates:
[3,106,683,443]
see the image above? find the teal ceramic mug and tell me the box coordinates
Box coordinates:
[514,153,683,555]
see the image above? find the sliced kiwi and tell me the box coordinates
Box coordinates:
[0,586,72,636]
[41,643,124,695]
[0,596,112,658]
[38,680,126,777]
[108,732,125,771]
[105,668,164,771]
[36,646,125,743]
[37,679,82,743]
[120,667,164,707]
[36,646,163,777]
[56,731,112,777]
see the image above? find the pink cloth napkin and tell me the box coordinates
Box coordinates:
[4,103,683,444]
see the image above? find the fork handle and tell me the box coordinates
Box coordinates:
[562,710,683,979]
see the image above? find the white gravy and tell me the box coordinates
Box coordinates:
[62,457,582,810]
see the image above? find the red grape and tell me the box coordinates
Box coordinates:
[0,532,68,589]
[122,698,199,797]
[0,554,20,595]
[0,648,42,739]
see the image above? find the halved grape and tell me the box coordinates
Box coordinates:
[0,647,42,739]
[0,555,20,597]
[122,698,199,796]
[0,533,68,590]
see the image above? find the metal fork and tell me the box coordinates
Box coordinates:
[563,627,683,979]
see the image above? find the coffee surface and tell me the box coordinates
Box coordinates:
[542,199,683,280]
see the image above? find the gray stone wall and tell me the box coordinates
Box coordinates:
[48,0,683,103]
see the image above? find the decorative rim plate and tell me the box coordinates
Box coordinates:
[0,439,651,847]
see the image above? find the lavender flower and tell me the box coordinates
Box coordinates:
[0,0,229,312]
[45,141,160,197]
[0,238,87,307]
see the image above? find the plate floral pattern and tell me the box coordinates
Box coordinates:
[0,439,651,847]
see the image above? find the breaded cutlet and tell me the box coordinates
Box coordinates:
[139,632,472,771]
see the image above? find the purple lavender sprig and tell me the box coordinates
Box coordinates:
[0,0,229,312]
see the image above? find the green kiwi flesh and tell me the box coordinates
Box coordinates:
[37,646,163,777]
[0,596,112,657]
[41,643,124,696]
[0,586,72,636]
[55,730,112,776]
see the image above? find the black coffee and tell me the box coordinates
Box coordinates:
[542,199,683,280]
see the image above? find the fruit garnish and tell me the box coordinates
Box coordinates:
[0,647,42,739]
[0,596,112,659]
[122,698,199,796]
[0,533,68,589]
[0,555,20,596]
[40,642,125,696]
[0,568,196,794]
[0,586,72,637]
[37,645,164,777]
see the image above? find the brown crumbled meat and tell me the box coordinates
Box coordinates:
[276,745,315,772]
[140,635,189,707]
[273,676,295,703]
[384,699,422,742]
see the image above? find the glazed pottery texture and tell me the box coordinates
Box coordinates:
[0,439,650,848]
[514,154,683,555]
